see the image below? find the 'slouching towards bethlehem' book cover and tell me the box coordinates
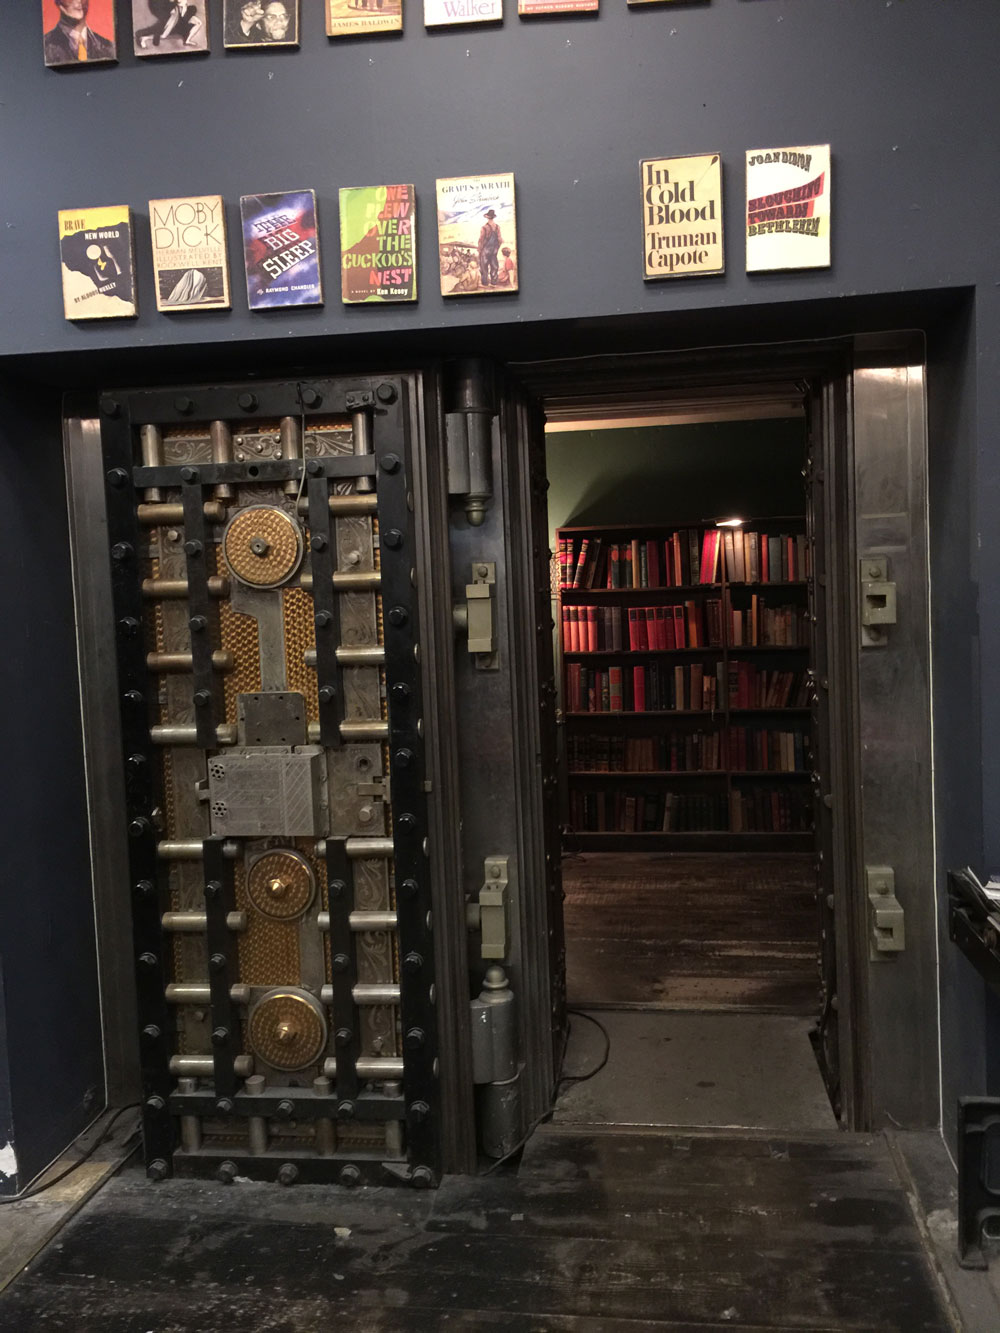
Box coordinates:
[339,185,416,303]
[240,190,323,309]
[58,205,137,320]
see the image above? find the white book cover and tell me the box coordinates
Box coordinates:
[425,0,501,26]
[745,145,830,273]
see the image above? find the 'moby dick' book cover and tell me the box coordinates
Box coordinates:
[436,174,517,296]
[150,195,231,312]
[240,190,323,309]
[340,185,416,303]
[58,205,137,320]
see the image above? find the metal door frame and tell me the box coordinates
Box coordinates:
[509,332,938,1132]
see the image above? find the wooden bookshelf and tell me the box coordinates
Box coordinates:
[557,519,814,849]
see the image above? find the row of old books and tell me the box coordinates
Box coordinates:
[567,731,723,773]
[565,663,724,714]
[728,665,808,710]
[558,528,808,590]
[569,790,730,834]
[729,601,808,647]
[561,602,722,652]
[726,727,809,773]
[558,530,722,590]
[730,789,812,833]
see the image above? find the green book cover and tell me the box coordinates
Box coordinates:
[339,185,416,304]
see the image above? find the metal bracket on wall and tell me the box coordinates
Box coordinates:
[466,856,512,960]
[866,865,905,959]
[453,563,498,671]
[860,556,897,648]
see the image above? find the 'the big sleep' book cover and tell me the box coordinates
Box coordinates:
[240,190,324,310]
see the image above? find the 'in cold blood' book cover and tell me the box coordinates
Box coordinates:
[339,185,416,304]
[436,174,517,297]
[240,190,323,309]
[150,195,231,312]
[745,145,831,272]
[641,153,724,280]
[327,0,402,37]
[58,205,137,320]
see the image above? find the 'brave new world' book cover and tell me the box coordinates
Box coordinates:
[240,190,323,310]
[58,205,137,320]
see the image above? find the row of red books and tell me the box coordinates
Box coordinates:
[730,789,812,833]
[562,602,722,653]
[567,731,723,773]
[565,662,724,714]
[729,601,808,648]
[727,727,809,773]
[558,528,809,590]
[728,665,808,710]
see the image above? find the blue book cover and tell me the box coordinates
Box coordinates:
[240,190,323,310]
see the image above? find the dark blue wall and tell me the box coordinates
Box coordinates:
[0,0,996,1147]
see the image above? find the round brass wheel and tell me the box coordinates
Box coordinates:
[223,505,302,588]
[247,850,315,921]
[249,990,327,1072]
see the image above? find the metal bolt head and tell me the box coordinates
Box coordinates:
[111,542,133,563]
[339,1164,361,1188]
[205,880,222,901]
[147,1158,169,1182]
[216,1160,237,1184]
[318,685,336,705]
[277,1163,299,1187]
[277,1099,295,1118]
[411,1166,434,1189]
[193,690,211,708]
[307,459,322,476]
[332,952,350,973]
[138,951,157,969]
[380,453,401,474]
[238,392,258,412]
[403,951,423,974]
[189,615,207,633]
[127,752,146,772]
[404,1027,426,1052]
[100,397,122,419]
[335,1027,353,1047]
[124,689,144,706]
[249,535,270,558]
[391,682,411,703]
[210,951,227,971]
[106,466,129,488]
[400,877,419,899]
[315,610,332,629]
[383,528,404,550]
[408,1100,429,1125]
[135,878,155,898]
[301,388,322,409]
[397,812,417,834]
[184,539,203,557]
[388,606,408,627]
[216,1099,234,1116]
[212,1026,229,1046]
[129,818,150,839]
[142,1024,161,1042]
[146,1095,166,1112]
[180,468,198,485]
[175,398,194,417]
[394,748,414,769]
[337,1101,355,1121]
[376,382,398,405]
[329,879,346,900]
[268,877,287,899]
[310,534,328,552]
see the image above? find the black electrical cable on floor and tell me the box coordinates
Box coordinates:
[479,1008,612,1177]
[0,1103,141,1205]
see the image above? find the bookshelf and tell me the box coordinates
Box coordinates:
[557,520,814,851]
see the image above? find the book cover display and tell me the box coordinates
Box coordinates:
[519,0,596,13]
[240,190,323,309]
[224,0,299,46]
[150,195,231,312]
[43,0,117,66]
[327,0,402,37]
[436,174,517,297]
[641,153,723,280]
[58,205,137,320]
[745,144,830,272]
[424,0,501,27]
[339,186,416,304]
[133,1,209,56]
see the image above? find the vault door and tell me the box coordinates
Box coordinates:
[100,378,440,1186]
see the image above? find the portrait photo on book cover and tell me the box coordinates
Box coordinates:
[225,0,299,46]
[43,0,117,67]
[133,1,209,56]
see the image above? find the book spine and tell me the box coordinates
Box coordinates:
[572,538,590,588]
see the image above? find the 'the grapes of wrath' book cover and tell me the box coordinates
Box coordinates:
[745,145,830,272]
[327,0,402,37]
[58,205,136,320]
[240,191,323,309]
[339,186,416,303]
[150,195,231,312]
[641,153,724,280]
[224,0,299,47]
[424,0,501,27]
[43,0,117,66]
[133,1,209,56]
[519,0,596,15]
[436,174,517,297]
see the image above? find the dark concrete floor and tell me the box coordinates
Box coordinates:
[0,1126,954,1331]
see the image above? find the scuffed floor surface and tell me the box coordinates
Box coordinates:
[0,1128,952,1331]
[562,852,820,1012]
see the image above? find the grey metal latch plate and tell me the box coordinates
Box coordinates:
[867,865,905,959]
[860,556,897,647]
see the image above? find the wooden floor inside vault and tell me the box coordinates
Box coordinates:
[562,851,820,1013]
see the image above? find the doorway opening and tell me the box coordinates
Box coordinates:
[542,398,837,1133]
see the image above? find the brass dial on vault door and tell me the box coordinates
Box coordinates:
[223,505,303,588]
[247,849,315,921]
[249,990,327,1071]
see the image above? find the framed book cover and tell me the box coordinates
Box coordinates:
[327,0,402,37]
[133,1,209,56]
[339,186,416,304]
[424,0,501,27]
[150,195,231,312]
[58,206,137,320]
[519,0,596,13]
[641,153,723,280]
[43,0,117,67]
[436,174,517,297]
[224,0,299,46]
[240,190,323,309]
[745,145,830,272]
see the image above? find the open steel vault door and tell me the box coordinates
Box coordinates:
[96,376,453,1185]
